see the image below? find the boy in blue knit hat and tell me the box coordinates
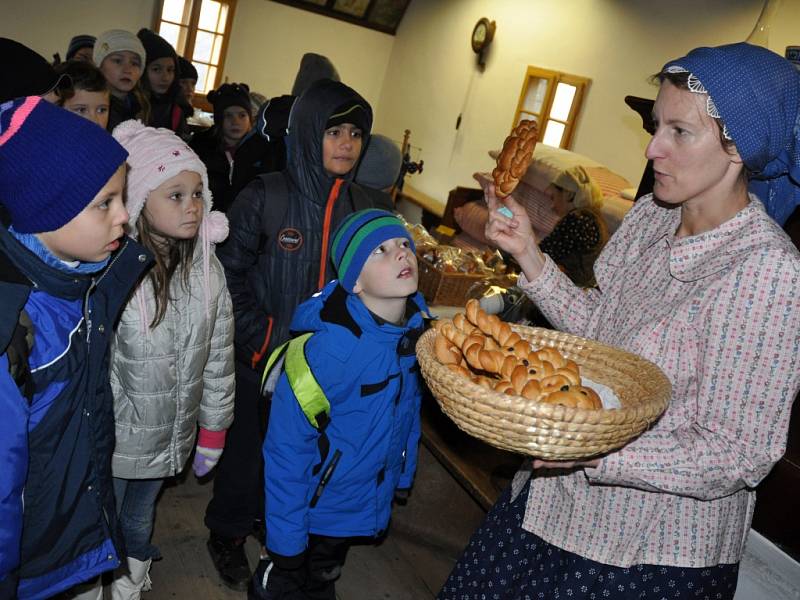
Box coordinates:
[250,209,428,599]
[0,97,152,599]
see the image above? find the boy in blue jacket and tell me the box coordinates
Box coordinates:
[252,209,428,599]
[0,97,151,600]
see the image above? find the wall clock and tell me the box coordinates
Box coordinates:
[471,17,496,69]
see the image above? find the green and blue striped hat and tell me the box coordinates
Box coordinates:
[330,209,414,294]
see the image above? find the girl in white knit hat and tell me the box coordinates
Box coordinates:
[94,30,150,131]
[107,120,235,599]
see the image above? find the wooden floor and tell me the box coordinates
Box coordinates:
[131,443,488,599]
[104,395,796,600]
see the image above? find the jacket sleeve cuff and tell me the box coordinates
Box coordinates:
[517,255,562,302]
[267,548,306,571]
[197,427,227,449]
[397,472,414,489]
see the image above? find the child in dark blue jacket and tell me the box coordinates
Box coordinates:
[0,97,151,599]
[252,209,428,599]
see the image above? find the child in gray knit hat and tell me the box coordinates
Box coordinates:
[355,133,403,192]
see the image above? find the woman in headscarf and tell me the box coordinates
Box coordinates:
[438,43,800,600]
[538,165,608,287]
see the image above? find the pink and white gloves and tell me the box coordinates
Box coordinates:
[193,427,226,477]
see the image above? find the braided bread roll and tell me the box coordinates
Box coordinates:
[452,312,477,335]
[499,355,520,379]
[535,347,579,374]
[462,338,505,373]
[509,364,532,393]
[440,318,506,375]
[492,119,538,198]
[434,333,463,365]
[446,363,472,378]
[439,321,467,348]
[540,368,581,391]
[493,379,515,394]
[465,299,525,353]
[518,354,555,379]
[509,339,533,360]
[472,375,496,389]
[539,386,602,410]
[432,303,604,410]
[521,380,544,401]
[494,374,542,401]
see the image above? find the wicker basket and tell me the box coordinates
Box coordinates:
[417,325,671,460]
[417,256,488,306]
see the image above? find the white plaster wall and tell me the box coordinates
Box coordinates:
[375,0,800,205]
[4,0,394,115]
[1,0,157,60]
[223,0,395,114]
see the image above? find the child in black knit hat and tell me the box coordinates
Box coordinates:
[177,56,198,108]
[208,83,252,142]
[136,28,189,134]
[204,79,392,594]
[190,82,254,212]
[65,34,96,63]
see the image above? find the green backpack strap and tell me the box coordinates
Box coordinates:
[261,332,330,430]
[260,337,290,396]
[261,332,333,476]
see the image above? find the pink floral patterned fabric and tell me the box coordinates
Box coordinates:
[516,194,800,568]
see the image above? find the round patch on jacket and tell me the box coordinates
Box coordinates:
[278,228,303,252]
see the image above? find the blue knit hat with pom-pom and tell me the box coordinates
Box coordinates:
[0,96,128,233]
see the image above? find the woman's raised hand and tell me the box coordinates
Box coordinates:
[475,173,546,280]
[478,174,535,256]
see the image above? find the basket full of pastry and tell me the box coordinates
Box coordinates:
[415,245,516,306]
[416,299,671,460]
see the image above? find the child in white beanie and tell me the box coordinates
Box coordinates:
[107,120,235,598]
[94,30,150,130]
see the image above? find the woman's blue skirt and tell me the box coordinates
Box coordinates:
[437,483,739,600]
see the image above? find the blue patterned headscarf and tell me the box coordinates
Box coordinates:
[663,43,800,225]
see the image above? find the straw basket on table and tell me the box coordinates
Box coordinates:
[416,324,671,460]
[416,255,488,306]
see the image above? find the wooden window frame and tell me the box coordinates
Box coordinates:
[512,66,590,150]
[152,0,238,109]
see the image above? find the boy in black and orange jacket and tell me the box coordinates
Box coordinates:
[205,78,390,590]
